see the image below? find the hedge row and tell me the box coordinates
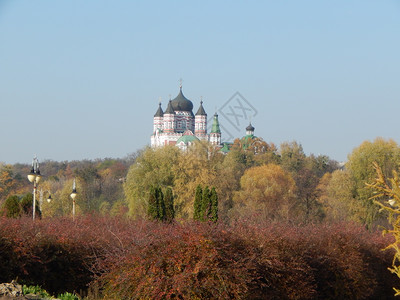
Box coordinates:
[0,215,397,299]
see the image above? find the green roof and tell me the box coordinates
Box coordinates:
[176,134,199,144]
[242,134,256,149]
[220,142,232,153]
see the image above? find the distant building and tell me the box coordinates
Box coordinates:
[151,85,222,150]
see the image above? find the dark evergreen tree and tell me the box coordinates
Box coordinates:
[157,187,166,221]
[20,193,41,218]
[210,187,218,223]
[2,195,21,218]
[147,186,159,220]
[193,185,203,221]
[164,187,175,223]
[201,186,211,221]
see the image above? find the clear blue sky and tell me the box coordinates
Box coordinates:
[1,1,399,164]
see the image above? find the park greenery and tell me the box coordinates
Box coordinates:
[1,136,400,298]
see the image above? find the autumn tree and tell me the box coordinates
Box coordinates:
[43,178,83,218]
[279,142,335,223]
[231,136,279,166]
[0,164,24,203]
[233,164,296,221]
[172,142,223,219]
[347,138,400,228]
[124,146,180,218]
[317,170,362,222]
[280,141,306,173]
[368,162,400,296]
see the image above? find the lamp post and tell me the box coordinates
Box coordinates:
[27,156,42,221]
[39,189,53,215]
[70,178,77,220]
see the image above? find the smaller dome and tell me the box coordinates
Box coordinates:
[165,100,175,114]
[154,102,163,117]
[195,100,207,116]
[246,123,255,131]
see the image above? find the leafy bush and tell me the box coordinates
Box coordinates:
[0,215,114,294]
[93,219,397,299]
[0,215,396,299]
[23,284,51,298]
[58,292,80,300]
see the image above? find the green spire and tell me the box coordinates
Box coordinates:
[211,113,221,134]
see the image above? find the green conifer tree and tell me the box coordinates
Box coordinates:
[194,185,203,221]
[210,187,218,222]
[2,195,21,218]
[157,187,166,221]
[147,186,159,220]
[164,187,175,223]
[20,193,41,218]
[201,186,211,221]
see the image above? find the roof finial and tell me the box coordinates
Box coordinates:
[200,96,203,104]
[169,94,171,100]
[158,97,162,104]
[179,78,183,89]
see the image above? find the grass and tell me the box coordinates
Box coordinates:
[23,285,79,300]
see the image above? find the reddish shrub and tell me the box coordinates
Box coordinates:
[96,222,251,299]
[0,215,396,299]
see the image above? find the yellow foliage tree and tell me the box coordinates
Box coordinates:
[172,142,223,219]
[368,162,400,296]
[317,170,362,222]
[0,164,23,202]
[347,137,400,227]
[124,146,180,218]
[233,164,297,221]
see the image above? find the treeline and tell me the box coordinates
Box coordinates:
[124,136,400,228]
[0,155,136,218]
[1,136,400,229]
[124,138,338,224]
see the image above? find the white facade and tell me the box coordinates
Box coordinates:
[150,87,221,148]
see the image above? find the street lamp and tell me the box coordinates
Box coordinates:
[39,189,53,214]
[27,156,42,221]
[70,178,77,220]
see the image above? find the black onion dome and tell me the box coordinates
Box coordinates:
[154,102,164,117]
[171,88,194,112]
[246,123,255,131]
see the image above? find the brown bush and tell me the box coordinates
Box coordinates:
[0,215,396,299]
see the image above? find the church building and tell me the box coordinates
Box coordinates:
[151,85,222,150]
